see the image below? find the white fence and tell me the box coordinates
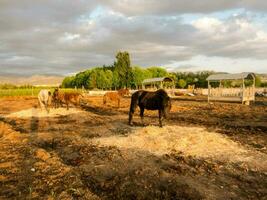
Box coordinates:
[208,87,256,103]
[84,87,266,98]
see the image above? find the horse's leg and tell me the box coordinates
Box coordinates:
[54,99,58,108]
[103,95,106,105]
[140,107,145,126]
[158,109,163,127]
[118,98,120,108]
[53,99,56,109]
[44,102,50,113]
[38,99,42,110]
[40,100,45,111]
[66,102,69,110]
[60,100,63,108]
[56,99,60,108]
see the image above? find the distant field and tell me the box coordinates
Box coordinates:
[0,88,84,97]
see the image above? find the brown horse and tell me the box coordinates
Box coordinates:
[52,89,83,110]
[103,88,129,107]
[128,89,171,127]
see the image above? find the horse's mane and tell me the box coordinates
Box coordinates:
[155,89,169,97]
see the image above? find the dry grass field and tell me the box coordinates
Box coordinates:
[0,95,266,199]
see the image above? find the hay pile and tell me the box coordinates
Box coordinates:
[93,125,267,171]
[5,107,83,118]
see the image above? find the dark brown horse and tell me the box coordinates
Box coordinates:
[52,88,60,108]
[128,89,171,127]
[103,88,129,107]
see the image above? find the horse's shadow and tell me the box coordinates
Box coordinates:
[81,104,118,116]
[130,120,167,128]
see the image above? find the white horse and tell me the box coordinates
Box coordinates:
[38,89,52,113]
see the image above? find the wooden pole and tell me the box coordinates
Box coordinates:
[242,78,245,103]
[208,80,210,103]
[253,75,255,101]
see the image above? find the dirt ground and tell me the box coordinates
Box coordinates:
[0,95,266,200]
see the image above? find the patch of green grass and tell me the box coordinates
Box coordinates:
[0,88,84,98]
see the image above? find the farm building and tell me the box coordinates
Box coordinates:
[206,72,256,104]
[142,77,175,89]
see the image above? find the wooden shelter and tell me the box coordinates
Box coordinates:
[142,77,174,89]
[206,72,256,104]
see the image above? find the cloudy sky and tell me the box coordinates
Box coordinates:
[0,0,267,76]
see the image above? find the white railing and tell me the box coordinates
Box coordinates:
[208,87,255,102]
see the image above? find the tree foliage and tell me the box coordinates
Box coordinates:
[255,75,262,87]
[115,51,132,88]
[178,79,187,88]
[174,71,214,88]
[61,67,217,89]
[61,52,219,89]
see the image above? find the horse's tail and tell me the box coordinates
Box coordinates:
[128,91,139,125]
[129,92,139,113]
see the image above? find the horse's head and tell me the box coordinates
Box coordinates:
[118,88,130,96]
[52,89,59,98]
[124,88,130,96]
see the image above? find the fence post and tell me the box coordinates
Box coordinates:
[208,81,210,103]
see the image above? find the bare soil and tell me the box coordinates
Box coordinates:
[0,96,266,200]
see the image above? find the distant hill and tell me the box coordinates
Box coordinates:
[0,75,64,86]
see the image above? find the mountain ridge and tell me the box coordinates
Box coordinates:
[0,75,64,86]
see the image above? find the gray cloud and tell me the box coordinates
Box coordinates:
[102,0,267,15]
[0,0,267,75]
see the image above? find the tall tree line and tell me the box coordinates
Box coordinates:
[61,51,262,89]
[61,51,214,89]
[61,65,171,90]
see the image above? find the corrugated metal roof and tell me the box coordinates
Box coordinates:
[142,77,173,84]
[206,72,255,81]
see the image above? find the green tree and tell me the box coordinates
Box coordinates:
[178,79,187,88]
[112,70,120,90]
[132,66,152,89]
[62,76,75,88]
[115,51,132,88]
[147,67,168,77]
[96,70,107,89]
[105,70,113,89]
[88,69,97,89]
[174,71,214,88]
[74,72,88,88]
[255,75,261,87]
